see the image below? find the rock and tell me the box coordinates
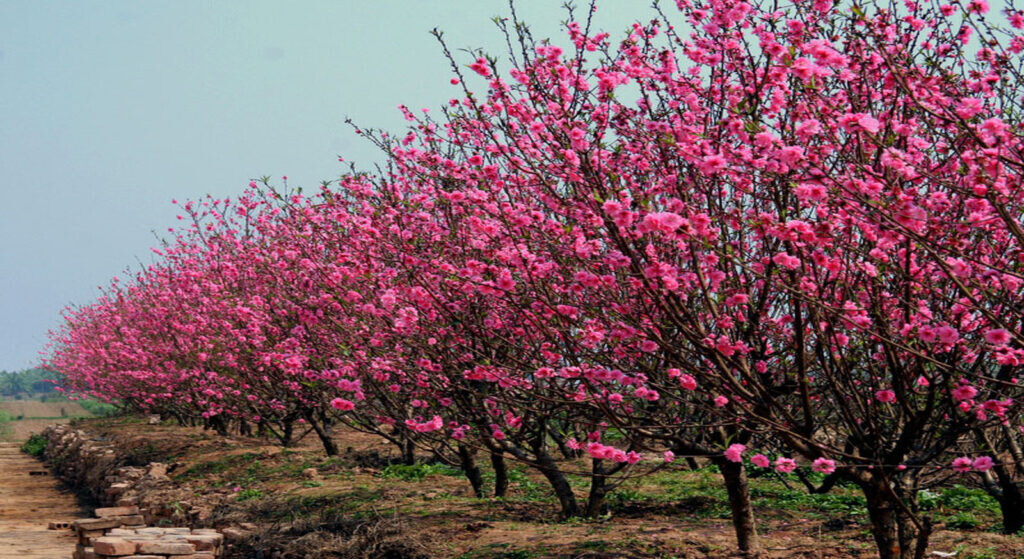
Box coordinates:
[184,533,223,550]
[74,517,122,531]
[147,415,162,425]
[220,527,250,542]
[135,540,197,555]
[95,505,141,517]
[301,467,320,480]
[73,546,97,559]
[146,463,169,480]
[92,537,137,555]
[117,514,146,525]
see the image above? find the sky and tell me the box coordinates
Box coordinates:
[0,1,650,371]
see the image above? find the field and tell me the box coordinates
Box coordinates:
[65,416,1024,559]
[0,398,92,441]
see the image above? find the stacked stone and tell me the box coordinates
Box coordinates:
[71,507,224,559]
[43,426,206,525]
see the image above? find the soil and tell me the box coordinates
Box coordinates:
[0,399,92,441]
[0,441,85,558]
[60,418,1024,559]
[0,400,90,419]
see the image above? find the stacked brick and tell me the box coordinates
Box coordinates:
[42,425,218,525]
[71,508,224,559]
[39,425,235,558]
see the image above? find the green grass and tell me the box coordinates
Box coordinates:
[379,462,462,482]
[175,452,264,481]
[0,410,11,437]
[77,399,120,417]
[234,488,264,502]
[20,433,47,457]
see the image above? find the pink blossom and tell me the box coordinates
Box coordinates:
[794,182,828,201]
[775,146,804,166]
[874,389,896,404]
[751,454,770,468]
[678,374,698,391]
[714,395,730,407]
[935,326,959,344]
[772,252,802,270]
[774,457,797,473]
[984,328,1012,346]
[724,444,746,463]
[972,455,994,472]
[812,457,836,474]
[951,456,973,472]
[643,211,685,233]
[952,384,978,402]
[330,398,355,412]
[664,450,676,463]
[699,154,728,174]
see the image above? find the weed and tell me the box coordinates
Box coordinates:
[20,433,47,457]
[379,462,461,481]
[235,488,264,502]
[945,511,982,530]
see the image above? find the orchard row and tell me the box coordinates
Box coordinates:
[47,1,1024,556]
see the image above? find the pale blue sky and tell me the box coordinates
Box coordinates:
[0,1,647,370]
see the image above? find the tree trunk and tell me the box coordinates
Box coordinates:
[401,438,416,465]
[458,444,485,498]
[280,419,295,447]
[862,477,925,559]
[585,459,609,518]
[490,452,508,497]
[305,414,339,456]
[209,415,228,436]
[993,463,1024,534]
[713,457,759,554]
[535,449,579,517]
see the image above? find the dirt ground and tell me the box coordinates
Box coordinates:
[0,441,85,558]
[70,418,1024,559]
[0,399,91,441]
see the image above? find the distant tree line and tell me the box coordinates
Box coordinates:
[0,368,60,399]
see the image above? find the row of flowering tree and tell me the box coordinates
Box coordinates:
[47,1,1024,557]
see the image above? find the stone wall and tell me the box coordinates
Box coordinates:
[40,425,245,559]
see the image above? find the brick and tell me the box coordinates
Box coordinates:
[120,556,163,559]
[79,528,107,546]
[75,517,122,531]
[95,506,141,517]
[184,534,222,551]
[117,514,146,525]
[106,482,131,494]
[220,527,249,541]
[93,537,137,556]
[136,541,197,555]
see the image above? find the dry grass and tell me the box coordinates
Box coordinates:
[69,417,1024,559]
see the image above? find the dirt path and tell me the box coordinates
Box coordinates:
[0,441,83,558]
